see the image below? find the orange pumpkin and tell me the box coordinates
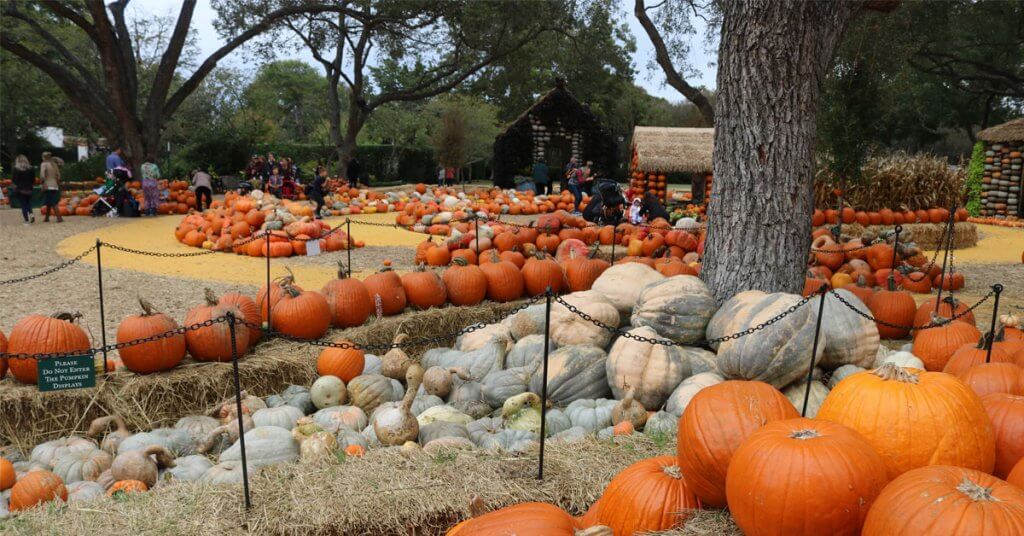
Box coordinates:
[912,317,982,371]
[401,265,448,310]
[107,479,149,496]
[442,258,488,306]
[0,457,14,491]
[7,312,91,384]
[9,470,67,511]
[479,254,524,303]
[321,264,373,328]
[981,393,1024,479]
[317,343,364,382]
[944,335,1013,376]
[521,251,565,297]
[957,362,1024,398]
[913,296,976,335]
[217,291,263,344]
[116,298,185,374]
[363,265,407,316]
[448,502,587,536]
[868,276,916,339]
[588,456,701,534]
[184,293,250,362]
[269,285,331,340]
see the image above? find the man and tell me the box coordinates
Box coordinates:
[105,147,125,172]
[582,182,625,225]
[105,147,131,216]
[347,157,362,186]
[532,160,550,195]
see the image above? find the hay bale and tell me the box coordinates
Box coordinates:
[814,222,978,250]
[0,301,526,448]
[9,436,666,535]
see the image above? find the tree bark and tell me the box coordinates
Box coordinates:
[700,0,859,304]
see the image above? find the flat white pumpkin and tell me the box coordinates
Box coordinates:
[592,263,665,316]
[606,327,692,409]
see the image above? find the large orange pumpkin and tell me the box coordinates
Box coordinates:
[363,265,407,316]
[726,418,889,536]
[1010,458,1024,489]
[817,364,995,479]
[7,312,91,384]
[184,294,250,362]
[317,343,364,382]
[116,298,185,374]
[862,465,1024,535]
[563,247,609,292]
[479,257,524,303]
[447,502,594,535]
[587,455,701,535]
[868,277,916,339]
[269,285,331,340]
[216,291,262,344]
[442,258,488,306]
[957,362,1024,398]
[521,251,565,296]
[913,296,976,335]
[9,470,67,511]
[676,380,799,507]
[944,335,1012,376]
[912,317,981,371]
[321,264,373,328]
[256,270,305,322]
[981,393,1024,479]
[401,265,448,310]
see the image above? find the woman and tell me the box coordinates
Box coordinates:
[141,160,161,216]
[40,152,63,223]
[12,154,35,224]
[580,161,594,197]
[567,165,583,214]
[191,168,213,212]
[309,165,327,219]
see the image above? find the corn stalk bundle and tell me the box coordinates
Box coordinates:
[814,153,966,211]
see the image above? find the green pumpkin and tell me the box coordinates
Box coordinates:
[631,275,716,344]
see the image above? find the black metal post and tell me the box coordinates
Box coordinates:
[227,312,252,511]
[933,209,957,313]
[95,239,108,373]
[986,284,1003,363]
[264,230,272,333]
[889,225,902,272]
[346,219,352,277]
[802,284,829,417]
[538,287,553,480]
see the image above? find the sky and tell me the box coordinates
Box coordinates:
[132,0,717,103]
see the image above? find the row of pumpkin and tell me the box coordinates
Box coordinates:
[3,272,1024,533]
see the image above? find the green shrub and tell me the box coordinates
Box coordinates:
[965,142,984,216]
[61,154,106,181]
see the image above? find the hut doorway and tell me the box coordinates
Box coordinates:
[546,136,573,179]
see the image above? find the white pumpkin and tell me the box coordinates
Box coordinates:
[665,372,725,417]
[828,364,866,388]
[163,455,213,483]
[30,436,97,468]
[347,374,401,414]
[252,405,305,430]
[418,421,471,445]
[481,366,533,408]
[455,323,513,353]
[411,394,444,416]
[219,426,299,469]
[300,431,339,461]
[506,334,548,372]
[466,417,537,452]
[550,292,620,348]
[544,409,572,437]
[200,461,250,484]
[606,327,693,410]
[311,375,348,409]
[705,290,766,351]
[813,289,880,369]
[52,447,112,484]
[312,406,368,433]
[591,263,664,316]
[644,410,678,437]
[66,481,105,503]
[118,429,194,457]
[565,398,617,432]
[783,379,830,418]
[528,345,611,405]
[423,340,507,381]
[417,405,473,426]
[631,276,716,344]
[336,428,369,451]
[362,354,382,375]
[876,350,925,370]
[174,415,221,450]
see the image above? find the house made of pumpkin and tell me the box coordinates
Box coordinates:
[491,79,617,188]
[629,126,714,205]
[976,118,1023,218]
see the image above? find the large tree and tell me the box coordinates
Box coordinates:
[699,0,894,303]
[0,0,352,174]
[217,0,574,172]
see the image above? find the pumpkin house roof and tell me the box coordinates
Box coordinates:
[630,126,714,173]
[977,118,1024,142]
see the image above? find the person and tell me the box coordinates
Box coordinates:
[192,168,213,211]
[105,146,125,172]
[640,192,671,222]
[628,198,644,225]
[281,168,297,200]
[579,161,594,197]
[581,183,625,226]
[266,166,283,197]
[309,165,327,219]
[532,160,550,195]
[444,166,455,187]
[140,160,161,216]
[291,158,302,185]
[280,158,293,180]
[437,165,446,187]
[40,152,63,223]
[567,165,583,214]
[346,157,361,186]
[12,154,35,225]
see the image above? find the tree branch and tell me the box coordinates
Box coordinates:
[634,0,715,125]
[3,5,103,90]
[39,1,100,45]
[145,0,197,126]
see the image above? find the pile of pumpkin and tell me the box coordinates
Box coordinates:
[172,192,365,256]
[969,216,1024,229]
[812,206,970,227]
[37,179,195,217]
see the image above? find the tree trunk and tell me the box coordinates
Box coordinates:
[700,0,858,304]
[341,93,368,177]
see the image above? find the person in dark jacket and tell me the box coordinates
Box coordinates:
[640,192,671,222]
[581,185,625,226]
[346,157,362,186]
[309,165,327,218]
[532,161,550,195]
[12,154,36,224]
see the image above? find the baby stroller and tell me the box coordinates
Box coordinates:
[91,167,135,217]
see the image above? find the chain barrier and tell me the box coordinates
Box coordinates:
[0,315,232,361]
[0,244,98,285]
[829,287,995,332]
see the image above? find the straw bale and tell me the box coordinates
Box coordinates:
[631,127,714,174]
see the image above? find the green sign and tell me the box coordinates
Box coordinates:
[38,355,96,392]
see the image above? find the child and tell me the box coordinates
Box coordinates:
[267,166,283,197]
[629,198,644,225]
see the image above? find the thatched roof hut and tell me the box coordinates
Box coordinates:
[492,79,617,188]
[977,118,1024,142]
[630,126,714,173]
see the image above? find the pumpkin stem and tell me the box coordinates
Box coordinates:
[402,363,424,411]
[468,495,486,518]
[282,284,302,298]
[452,257,470,267]
[52,311,83,323]
[448,367,472,381]
[661,464,682,480]
[87,415,128,437]
[144,445,176,469]
[137,296,158,316]
[872,363,920,384]
[929,312,952,327]
[790,429,820,440]
[976,331,994,350]
[202,288,219,306]
[336,261,349,279]
[956,477,995,502]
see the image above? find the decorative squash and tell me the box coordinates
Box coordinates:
[218,426,299,469]
[782,379,830,418]
[606,327,697,409]
[7,312,91,384]
[184,293,250,362]
[65,480,106,502]
[347,374,401,414]
[374,364,424,446]
[726,418,889,536]
[527,345,611,405]
[912,317,981,371]
[714,292,823,388]
[87,415,130,454]
[676,380,800,507]
[363,264,407,316]
[443,258,487,306]
[317,343,364,382]
[813,289,879,369]
[9,470,67,512]
[861,466,1024,535]
[705,290,764,350]
[630,276,715,344]
[665,372,724,417]
[107,479,148,496]
[817,364,995,479]
[868,276,916,339]
[565,398,617,432]
[588,456,701,535]
[401,265,448,310]
[550,292,619,348]
[321,263,373,327]
[110,445,175,488]
[116,298,185,374]
[52,447,112,484]
[591,263,664,315]
[981,393,1024,479]
[957,362,1024,397]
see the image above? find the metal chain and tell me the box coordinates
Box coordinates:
[1,315,233,361]
[828,287,993,331]
[0,244,98,285]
